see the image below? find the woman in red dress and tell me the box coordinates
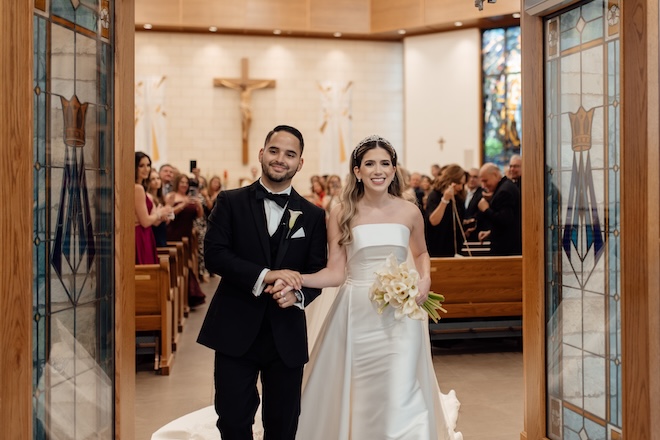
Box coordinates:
[134,152,169,264]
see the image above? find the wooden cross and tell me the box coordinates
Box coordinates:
[213,58,276,164]
[438,137,445,151]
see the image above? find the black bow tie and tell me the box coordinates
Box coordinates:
[256,185,290,208]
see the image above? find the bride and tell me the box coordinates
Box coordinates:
[273,135,462,439]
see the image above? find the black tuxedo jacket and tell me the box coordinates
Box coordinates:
[197,181,328,367]
[480,177,521,255]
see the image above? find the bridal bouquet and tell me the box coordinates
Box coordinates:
[368,254,446,323]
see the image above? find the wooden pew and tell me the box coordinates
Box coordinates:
[167,240,188,329]
[157,247,181,351]
[189,230,200,283]
[135,256,174,374]
[428,256,522,340]
[178,237,192,316]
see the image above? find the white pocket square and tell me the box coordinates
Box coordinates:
[290,228,305,239]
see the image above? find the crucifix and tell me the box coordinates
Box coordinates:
[213,58,276,164]
[437,137,445,151]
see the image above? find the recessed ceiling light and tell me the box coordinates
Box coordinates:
[333,32,342,38]
[209,26,218,32]
[273,29,282,35]
[454,21,463,27]
[513,12,521,18]
[398,29,406,35]
[143,24,153,30]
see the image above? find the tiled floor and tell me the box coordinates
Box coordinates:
[135,278,524,440]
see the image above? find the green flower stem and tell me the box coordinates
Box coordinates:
[422,291,446,323]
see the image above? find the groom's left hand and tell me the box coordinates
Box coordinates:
[266,279,297,308]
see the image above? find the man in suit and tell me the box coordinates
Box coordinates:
[463,167,483,239]
[507,154,522,190]
[477,163,522,255]
[197,125,328,440]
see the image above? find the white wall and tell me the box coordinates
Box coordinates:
[403,29,482,176]
[135,30,484,188]
[135,33,404,190]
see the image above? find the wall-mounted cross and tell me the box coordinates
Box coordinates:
[213,58,276,165]
[438,137,445,151]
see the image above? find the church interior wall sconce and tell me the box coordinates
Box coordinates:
[475,0,497,11]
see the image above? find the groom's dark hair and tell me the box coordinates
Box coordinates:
[265,125,305,153]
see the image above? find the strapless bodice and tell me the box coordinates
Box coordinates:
[345,223,410,285]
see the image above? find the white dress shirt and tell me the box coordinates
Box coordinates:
[250,180,304,309]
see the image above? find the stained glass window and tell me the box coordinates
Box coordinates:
[544,0,622,438]
[33,0,114,438]
[482,26,522,169]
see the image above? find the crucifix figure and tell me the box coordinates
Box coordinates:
[214,58,276,164]
[438,137,445,151]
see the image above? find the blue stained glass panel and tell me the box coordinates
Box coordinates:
[33,1,115,438]
[544,0,620,438]
[560,9,581,31]
[51,0,75,22]
[582,0,604,21]
[582,20,604,44]
[561,27,581,51]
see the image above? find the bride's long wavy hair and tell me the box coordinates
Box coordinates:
[337,135,403,246]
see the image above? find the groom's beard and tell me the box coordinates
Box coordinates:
[262,161,297,183]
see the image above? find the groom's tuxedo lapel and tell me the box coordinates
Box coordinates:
[248,183,272,266]
[273,190,301,269]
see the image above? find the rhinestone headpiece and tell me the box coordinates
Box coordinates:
[352,135,396,162]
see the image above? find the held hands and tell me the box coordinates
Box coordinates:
[266,279,297,308]
[264,270,303,309]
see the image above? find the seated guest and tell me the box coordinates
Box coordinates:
[463,167,484,239]
[477,163,522,255]
[507,154,522,190]
[159,163,175,196]
[147,170,172,248]
[419,174,433,210]
[425,164,466,257]
[135,152,169,264]
[323,174,343,217]
[166,173,206,306]
[409,172,425,208]
[308,178,326,208]
[202,175,223,217]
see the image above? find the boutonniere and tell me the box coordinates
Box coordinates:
[286,209,303,239]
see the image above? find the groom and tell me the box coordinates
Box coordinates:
[197,125,328,440]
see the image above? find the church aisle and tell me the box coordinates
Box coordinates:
[135,277,524,440]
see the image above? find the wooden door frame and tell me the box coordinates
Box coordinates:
[0,0,33,437]
[115,1,136,439]
[0,1,135,438]
[520,0,660,438]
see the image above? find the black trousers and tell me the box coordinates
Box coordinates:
[214,319,304,440]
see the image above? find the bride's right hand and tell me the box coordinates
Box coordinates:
[264,269,302,291]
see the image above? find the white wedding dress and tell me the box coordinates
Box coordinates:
[151,223,461,440]
[297,223,462,440]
